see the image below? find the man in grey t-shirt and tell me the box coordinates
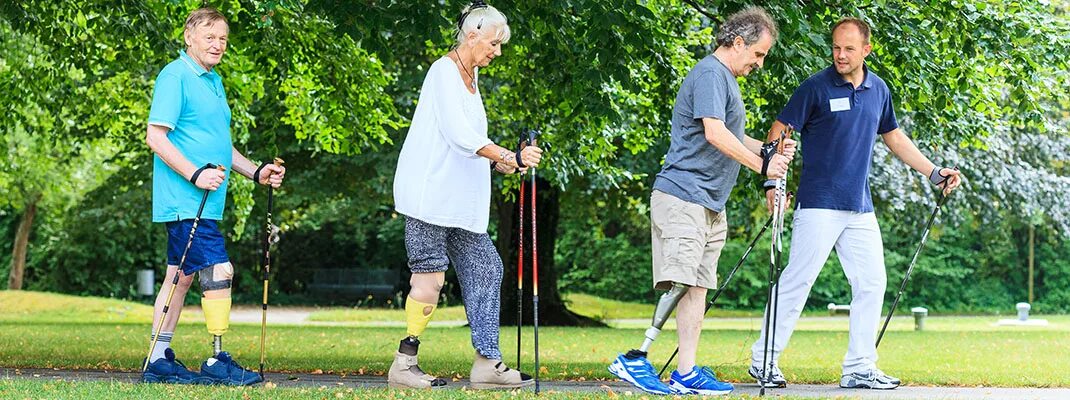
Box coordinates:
[608,7,795,396]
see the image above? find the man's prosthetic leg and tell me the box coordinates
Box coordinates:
[198,262,261,385]
[624,283,689,359]
[389,275,447,389]
[200,262,234,355]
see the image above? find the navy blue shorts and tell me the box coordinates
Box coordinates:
[166,219,230,275]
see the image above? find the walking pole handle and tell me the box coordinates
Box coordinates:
[525,129,540,152]
[193,164,226,215]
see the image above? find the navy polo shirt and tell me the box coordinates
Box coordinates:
[777,65,898,212]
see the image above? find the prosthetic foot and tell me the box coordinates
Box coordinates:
[388,337,446,389]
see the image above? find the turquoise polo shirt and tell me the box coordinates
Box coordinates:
[777,65,898,212]
[149,50,233,222]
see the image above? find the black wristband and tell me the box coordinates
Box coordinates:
[253,162,270,183]
[515,148,526,168]
[189,163,218,186]
[759,139,780,176]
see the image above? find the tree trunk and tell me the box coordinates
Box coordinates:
[496,176,602,327]
[8,194,41,290]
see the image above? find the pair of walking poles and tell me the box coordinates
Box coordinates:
[515,130,542,394]
[143,159,283,381]
[758,129,792,396]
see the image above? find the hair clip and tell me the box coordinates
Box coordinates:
[457,0,490,31]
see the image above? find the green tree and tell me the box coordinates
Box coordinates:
[0,0,403,291]
[3,0,1068,319]
[0,19,122,289]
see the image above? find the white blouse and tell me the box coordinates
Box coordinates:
[393,57,494,233]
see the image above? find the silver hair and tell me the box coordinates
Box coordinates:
[715,6,778,48]
[455,3,511,45]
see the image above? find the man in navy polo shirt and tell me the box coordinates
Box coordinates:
[142,7,286,386]
[747,18,962,390]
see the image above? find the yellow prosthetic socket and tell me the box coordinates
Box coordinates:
[405,296,437,338]
[202,297,232,337]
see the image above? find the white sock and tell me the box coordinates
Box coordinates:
[149,332,173,362]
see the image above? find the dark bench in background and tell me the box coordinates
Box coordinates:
[307,268,399,301]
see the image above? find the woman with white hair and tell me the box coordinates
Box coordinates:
[389,0,542,390]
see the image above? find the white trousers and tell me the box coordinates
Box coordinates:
[750,209,887,375]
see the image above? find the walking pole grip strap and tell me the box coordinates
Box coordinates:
[253,162,270,184]
[515,140,527,168]
[929,166,947,186]
[189,163,220,185]
[759,140,780,176]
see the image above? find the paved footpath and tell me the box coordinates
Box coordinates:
[3,368,1068,399]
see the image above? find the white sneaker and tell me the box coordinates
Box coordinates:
[748,363,787,388]
[840,369,900,389]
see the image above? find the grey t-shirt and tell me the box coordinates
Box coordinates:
[653,55,746,213]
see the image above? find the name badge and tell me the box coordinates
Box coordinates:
[829,97,851,112]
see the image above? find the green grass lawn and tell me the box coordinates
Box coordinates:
[1,290,1068,389]
[0,290,152,324]
[304,293,674,323]
[311,293,769,323]
[0,379,823,400]
[2,322,1065,387]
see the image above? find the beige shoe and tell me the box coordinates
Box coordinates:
[470,353,534,390]
[387,351,446,389]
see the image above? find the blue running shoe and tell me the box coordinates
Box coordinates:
[607,351,674,395]
[200,351,263,386]
[142,348,210,384]
[669,366,733,395]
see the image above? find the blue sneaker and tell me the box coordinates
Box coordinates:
[142,348,210,384]
[669,366,733,395]
[199,351,263,386]
[607,351,674,395]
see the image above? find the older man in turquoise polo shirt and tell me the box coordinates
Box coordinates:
[142,7,285,386]
[747,18,962,390]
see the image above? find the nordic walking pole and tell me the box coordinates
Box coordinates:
[517,135,528,370]
[875,168,956,348]
[259,157,284,379]
[528,129,541,394]
[144,163,225,372]
[761,127,791,396]
[658,216,773,378]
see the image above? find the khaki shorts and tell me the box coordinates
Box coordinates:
[650,190,728,290]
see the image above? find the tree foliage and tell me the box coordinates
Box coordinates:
[1,0,1067,313]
